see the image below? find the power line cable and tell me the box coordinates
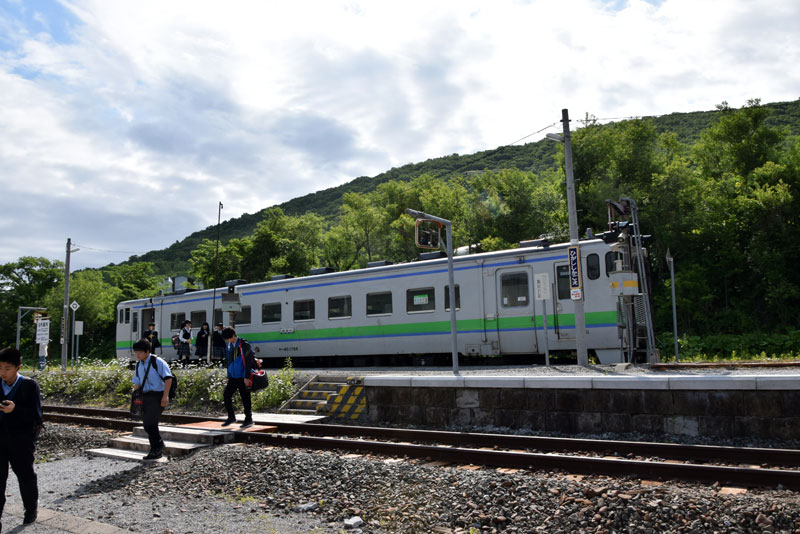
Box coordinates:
[72,243,146,255]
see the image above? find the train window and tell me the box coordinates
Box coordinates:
[214,308,222,325]
[587,254,600,280]
[605,251,620,276]
[125,308,130,324]
[262,303,281,323]
[444,285,461,311]
[119,309,124,324]
[235,306,251,325]
[328,296,352,319]
[132,312,138,334]
[190,310,206,326]
[170,313,185,330]
[406,288,435,313]
[556,265,570,300]
[294,300,315,321]
[366,292,392,316]
[501,272,529,308]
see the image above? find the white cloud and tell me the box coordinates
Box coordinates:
[0,0,798,269]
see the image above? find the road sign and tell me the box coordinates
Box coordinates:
[36,318,50,344]
[74,320,84,336]
[70,300,80,311]
[567,246,583,301]
[534,273,551,301]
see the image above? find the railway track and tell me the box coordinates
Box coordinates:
[44,405,800,489]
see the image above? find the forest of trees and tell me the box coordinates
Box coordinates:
[2,98,799,360]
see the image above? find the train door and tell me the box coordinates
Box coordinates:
[553,263,574,339]
[142,308,155,338]
[130,310,139,349]
[495,267,537,354]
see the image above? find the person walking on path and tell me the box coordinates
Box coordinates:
[221,327,258,429]
[177,320,192,367]
[0,347,43,530]
[132,339,173,460]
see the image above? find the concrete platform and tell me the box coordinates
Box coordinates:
[85,447,168,463]
[4,503,129,533]
[109,435,210,455]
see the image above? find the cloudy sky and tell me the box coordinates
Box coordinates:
[1,0,798,270]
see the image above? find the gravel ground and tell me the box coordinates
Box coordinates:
[3,423,796,533]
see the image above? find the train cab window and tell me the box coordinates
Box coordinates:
[556,265,571,300]
[328,296,352,319]
[132,312,138,334]
[605,251,620,276]
[366,292,392,316]
[294,300,315,321]
[125,308,131,324]
[262,303,281,323]
[406,287,435,313]
[444,285,461,311]
[235,306,251,325]
[190,310,206,326]
[500,272,529,308]
[170,313,186,330]
[587,253,601,280]
[214,308,222,325]
[119,309,124,324]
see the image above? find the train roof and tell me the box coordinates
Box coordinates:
[117,237,612,307]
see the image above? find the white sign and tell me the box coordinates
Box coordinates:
[534,273,551,301]
[570,288,583,300]
[36,318,50,344]
[74,320,84,336]
[70,300,80,311]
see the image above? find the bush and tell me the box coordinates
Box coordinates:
[657,331,800,361]
[31,357,299,413]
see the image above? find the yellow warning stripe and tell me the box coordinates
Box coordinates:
[325,379,366,419]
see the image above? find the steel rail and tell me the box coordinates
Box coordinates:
[43,405,800,468]
[237,432,800,490]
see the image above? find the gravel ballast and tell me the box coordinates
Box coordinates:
[4,423,797,533]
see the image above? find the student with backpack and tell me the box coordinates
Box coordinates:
[132,339,173,460]
[221,327,258,428]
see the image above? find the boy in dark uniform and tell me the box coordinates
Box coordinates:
[143,322,161,354]
[0,347,42,530]
[221,327,258,428]
[211,323,226,364]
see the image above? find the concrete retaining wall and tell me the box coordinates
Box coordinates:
[362,375,800,440]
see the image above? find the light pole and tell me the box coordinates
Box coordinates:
[61,238,79,371]
[666,249,678,362]
[405,208,459,374]
[546,109,588,366]
[208,201,223,364]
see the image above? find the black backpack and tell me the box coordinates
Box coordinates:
[139,357,178,400]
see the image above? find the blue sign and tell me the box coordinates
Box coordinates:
[568,246,582,290]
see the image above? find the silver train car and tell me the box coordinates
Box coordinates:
[116,235,650,365]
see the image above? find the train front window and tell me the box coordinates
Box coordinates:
[132,312,138,334]
[366,292,392,316]
[406,288,435,313]
[294,300,315,321]
[119,309,124,324]
[125,308,130,324]
[328,296,352,319]
[556,265,570,300]
[587,253,600,280]
[262,303,281,323]
[501,272,529,308]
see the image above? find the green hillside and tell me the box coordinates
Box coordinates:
[128,99,800,278]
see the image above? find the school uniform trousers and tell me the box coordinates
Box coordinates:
[0,378,41,518]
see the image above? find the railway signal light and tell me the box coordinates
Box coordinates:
[415,219,443,250]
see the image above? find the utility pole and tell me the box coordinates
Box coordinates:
[61,238,72,371]
[547,110,588,366]
[209,202,223,364]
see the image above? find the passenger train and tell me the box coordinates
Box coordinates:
[116,220,653,365]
